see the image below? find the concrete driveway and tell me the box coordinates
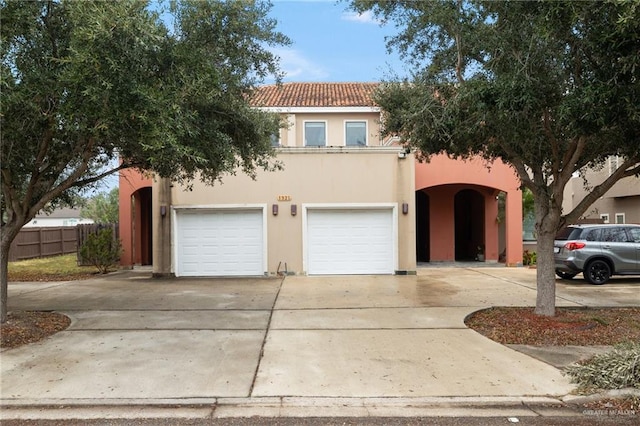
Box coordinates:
[2,267,639,413]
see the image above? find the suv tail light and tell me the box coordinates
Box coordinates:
[564,242,586,251]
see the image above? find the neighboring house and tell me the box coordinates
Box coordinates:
[563,156,640,225]
[24,207,94,228]
[119,82,523,276]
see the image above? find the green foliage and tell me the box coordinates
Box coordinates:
[565,342,640,392]
[522,250,536,266]
[79,229,122,274]
[522,188,534,220]
[81,188,119,224]
[1,0,289,228]
[352,0,640,222]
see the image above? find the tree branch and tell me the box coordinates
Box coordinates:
[71,161,139,188]
[454,0,465,84]
[496,138,532,188]
[564,157,640,224]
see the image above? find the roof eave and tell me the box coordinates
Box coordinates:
[257,106,380,113]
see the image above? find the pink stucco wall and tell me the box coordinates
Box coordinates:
[415,154,523,266]
[118,168,152,267]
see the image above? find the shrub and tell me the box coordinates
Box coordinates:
[523,250,537,266]
[79,229,122,274]
[565,342,640,392]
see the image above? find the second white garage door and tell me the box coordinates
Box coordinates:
[175,209,264,277]
[306,208,395,275]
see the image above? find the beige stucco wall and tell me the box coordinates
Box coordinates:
[162,147,416,275]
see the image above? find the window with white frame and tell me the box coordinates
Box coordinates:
[270,132,280,147]
[304,121,326,146]
[615,213,625,224]
[600,213,610,224]
[345,121,367,146]
[609,155,620,176]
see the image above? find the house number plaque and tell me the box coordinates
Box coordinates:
[277,195,292,201]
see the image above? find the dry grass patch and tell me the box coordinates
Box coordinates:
[8,254,97,282]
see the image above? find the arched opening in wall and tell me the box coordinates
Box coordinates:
[497,191,507,262]
[132,187,153,265]
[415,190,430,262]
[454,189,485,261]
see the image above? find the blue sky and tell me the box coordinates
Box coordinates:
[268,0,407,82]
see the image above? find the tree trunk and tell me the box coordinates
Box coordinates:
[1,223,21,323]
[1,244,8,324]
[533,194,563,317]
[535,227,557,316]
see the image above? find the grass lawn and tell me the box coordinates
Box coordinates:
[8,254,98,281]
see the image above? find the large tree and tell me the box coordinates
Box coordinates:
[0,0,289,322]
[352,0,640,315]
[81,188,119,224]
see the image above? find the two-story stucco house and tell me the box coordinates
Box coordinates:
[119,82,523,276]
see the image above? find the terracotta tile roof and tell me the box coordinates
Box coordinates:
[251,82,379,108]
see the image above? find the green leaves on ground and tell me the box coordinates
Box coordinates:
[566,342,640,392]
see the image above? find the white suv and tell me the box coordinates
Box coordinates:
[554,224,640,284]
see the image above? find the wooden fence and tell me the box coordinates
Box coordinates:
[8,227,78,262]
[8,223,119,263]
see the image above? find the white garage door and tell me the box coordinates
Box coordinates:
[307,208,394,275]
[175,209,264,277]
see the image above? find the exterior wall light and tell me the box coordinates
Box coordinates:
[272,204,279,215]
[402,202,409,215]
[291,204,297,216]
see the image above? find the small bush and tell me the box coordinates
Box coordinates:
[79,229,122,274]
[523,250,537,266]
[565,342,640,392]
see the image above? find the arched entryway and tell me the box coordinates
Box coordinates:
[119,167,154,268]
[415,190,430,262]
[132,187,153,265]
[454,189,485,261]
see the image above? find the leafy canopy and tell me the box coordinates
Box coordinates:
[352,0,640,212]
[352,0,640,316]
[81,188,119,224]
[1,0,289,227]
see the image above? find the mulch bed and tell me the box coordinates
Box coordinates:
[465,307,640,346]
[1,311,71,349]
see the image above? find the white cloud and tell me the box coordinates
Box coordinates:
[341,10,379,25]
[272,48,330,81]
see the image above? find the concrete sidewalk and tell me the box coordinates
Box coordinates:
[1,267,639,420]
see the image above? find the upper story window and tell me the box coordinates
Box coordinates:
[270,132,280,147]
[304,121,326,147]
[609,155,621,176]
[345,121,367,146]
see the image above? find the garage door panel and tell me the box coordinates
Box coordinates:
[307,209,394,275]
[176,210,263,277]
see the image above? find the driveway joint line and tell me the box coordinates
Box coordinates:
[248,275,285,397]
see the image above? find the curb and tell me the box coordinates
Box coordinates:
[1,396,583,420]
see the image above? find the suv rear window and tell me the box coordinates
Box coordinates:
[555,227,583,240]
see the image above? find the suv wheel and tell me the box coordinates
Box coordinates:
[556,271,577,280]
[584,260,611,285]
